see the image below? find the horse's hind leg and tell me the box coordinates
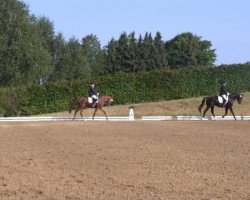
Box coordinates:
[80,108,86,121]
[202,106,210,118]
[73,108,80,120]
[211,106,215,118]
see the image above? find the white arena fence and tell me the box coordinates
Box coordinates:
[177,116,209,121]
[0,109,249,122]
[0,116,133,122]
[141,116,172,121]
[243,116,250,120]
[211,116,242,120]
[0,108,135,122]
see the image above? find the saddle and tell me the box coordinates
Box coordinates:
[87,97,99,107]
[218,95,228,104]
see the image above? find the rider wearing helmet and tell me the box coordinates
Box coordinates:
[89,81,99,107]
[219,80,229,107]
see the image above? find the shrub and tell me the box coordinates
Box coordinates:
[0,63,249,116]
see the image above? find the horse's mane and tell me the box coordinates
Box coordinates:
[229,93,240,97]
[101,94,112,98]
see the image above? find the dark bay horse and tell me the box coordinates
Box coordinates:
[198,93,243,120]
[69,95,114,120]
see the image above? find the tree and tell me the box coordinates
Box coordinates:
[52,38,90,81]
[142,32,156,70]
[136,34,146,71]
[105,38,119,74]
[105,32,140,73]
[81,34,105,76]
[165,32,216,68]
[48,32,66,81]
[32,16,55,57]
[153,31,168,69]
[0,0,51,86]
[116,32,139,73]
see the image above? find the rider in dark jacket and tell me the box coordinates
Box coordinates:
[89,81,99,107]
[219,80,228,106]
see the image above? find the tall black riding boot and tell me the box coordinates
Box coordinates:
[222,99,226,107]
[92,99,97,107]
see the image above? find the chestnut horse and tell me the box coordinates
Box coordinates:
[69,95,113,120]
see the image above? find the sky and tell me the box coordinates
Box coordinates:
[23,0,250,65]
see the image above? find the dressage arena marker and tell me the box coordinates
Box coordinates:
[177,116,209,121]
[242,116,250,120]
[141,116,172,121]
[129,108,135,121]
[211,116,242,120]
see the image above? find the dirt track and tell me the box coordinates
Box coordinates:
[0,121,249,200]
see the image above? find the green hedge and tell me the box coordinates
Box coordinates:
[0,63,249,116]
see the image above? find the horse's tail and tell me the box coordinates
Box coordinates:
[68,101,74,114]
[198,97,207,113]
[68,97,78,114]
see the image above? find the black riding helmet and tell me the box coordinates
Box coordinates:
[221,80,226,84]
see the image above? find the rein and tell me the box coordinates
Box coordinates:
[229,93,240,103]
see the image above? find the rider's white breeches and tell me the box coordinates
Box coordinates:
[222,94,228,103]
[91,95,98,100]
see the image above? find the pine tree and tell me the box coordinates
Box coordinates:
[153,32,168,69]
[81,34,105,76]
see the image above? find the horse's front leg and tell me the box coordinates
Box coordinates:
[99,108,108,121]
[228,106,237,120]
[92,107,98,120]
[222,107,229,118]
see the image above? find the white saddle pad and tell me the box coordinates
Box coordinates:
[88,97,93,104]
[218,96,228,104]
[218,96,223,104]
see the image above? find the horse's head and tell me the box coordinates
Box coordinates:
[108,95,114,104]
[230,93,243,104]
[237,93,243,104]
[100,95,114,106]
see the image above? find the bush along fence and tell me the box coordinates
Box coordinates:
[0,63,249,116]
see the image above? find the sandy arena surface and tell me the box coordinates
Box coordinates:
[0,121,249,200]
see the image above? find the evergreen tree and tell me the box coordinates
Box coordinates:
[117,32,129,72]
[137,34,146,71]
[153,31,168,69]
[142,32,156,70]
[81,34,105,76]
[126,32,139,72]
[105,38,119,73]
